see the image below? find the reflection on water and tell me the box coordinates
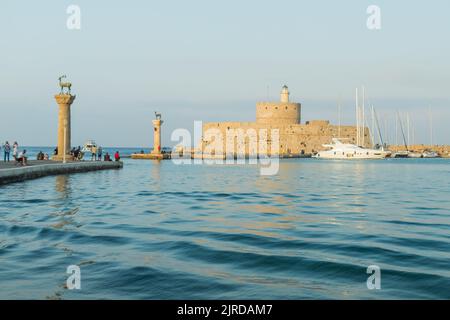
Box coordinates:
[52,175,79,230]
[150,160,162,190]
[0,158,449,299]
[55,175,70,196]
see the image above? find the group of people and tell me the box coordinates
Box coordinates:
[1,141,28,166]
[90,145,103,161]
[89,145,120,162]
[2,140,122,166]
[36,151,49,160]
[97,150,120,162]
[106,150,121,162]
[70,146,82,159]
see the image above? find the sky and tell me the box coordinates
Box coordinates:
[1,0,449,147]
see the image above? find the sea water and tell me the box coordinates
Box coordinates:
[0,148,449,299]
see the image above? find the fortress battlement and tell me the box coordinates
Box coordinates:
[201,86,370,156]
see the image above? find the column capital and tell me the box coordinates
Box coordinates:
[54,94,76,105]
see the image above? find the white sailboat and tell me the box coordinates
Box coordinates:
[422,107,440,158]
[393,112,410,158]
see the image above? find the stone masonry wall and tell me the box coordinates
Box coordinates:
[200,121,371,156]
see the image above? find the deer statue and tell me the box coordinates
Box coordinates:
[58,75,72,94]
[155,111,162,120]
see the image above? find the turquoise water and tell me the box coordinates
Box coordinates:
[1,149,449,299]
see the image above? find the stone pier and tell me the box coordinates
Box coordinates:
[0,161,123,185]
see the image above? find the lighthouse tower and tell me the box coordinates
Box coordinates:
[255,85,301,125]
[280,85,290,103]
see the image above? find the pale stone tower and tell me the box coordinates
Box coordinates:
[53,93,76,161]
[280,85,290,103]
[256,85,301,125]
[152,116,163,155]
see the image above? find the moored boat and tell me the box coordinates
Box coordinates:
[422,150,440,158]
[313,139,389,159]
[81,140,98,153]
[408,152,423,158]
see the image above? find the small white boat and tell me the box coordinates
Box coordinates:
[422,151,440,158]
[81,140,98,153]
[408,152,423,158]
[313,139,389,160]
[393,151,409,158]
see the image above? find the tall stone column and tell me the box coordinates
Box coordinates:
[152,119,163,154]
[53,94,76,161]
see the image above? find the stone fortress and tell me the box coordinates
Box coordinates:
[199,85,371,157]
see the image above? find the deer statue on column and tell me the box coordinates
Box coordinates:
[58,75,72,94]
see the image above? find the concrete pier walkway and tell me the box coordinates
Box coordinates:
[0,160,123,185]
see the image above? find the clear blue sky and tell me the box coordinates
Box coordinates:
[1,0,449,147]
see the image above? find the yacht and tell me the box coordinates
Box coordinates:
[313,139,389,159]
[81,140,98,153]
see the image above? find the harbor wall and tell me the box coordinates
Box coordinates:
[0,161,123,185]
[200,121,371,156]
[388,145,450,157]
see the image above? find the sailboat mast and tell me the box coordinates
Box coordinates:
[429,106,433,146]
[362,86,365,147]
[398,111,409,152]
[338,98,341,138]
[355,88,359,146]
[374,108,385,149]
[407,112,411,146]
[395,113,398,146]
[371,105,375,146]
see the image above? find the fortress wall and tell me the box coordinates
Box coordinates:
[200,86,372,157]
[201,121,371,156]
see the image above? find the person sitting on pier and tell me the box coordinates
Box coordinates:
[16,150,28,166]
[104,152,111,161]
[36,151,44,160]
[114,151,120,161]
[72,146,81,160]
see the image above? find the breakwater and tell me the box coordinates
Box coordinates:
[0,161,123,185]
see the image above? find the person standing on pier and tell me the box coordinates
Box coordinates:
[12,142,18,160]
[3,141,10,162]
[91,145,97,161]
[97,146,103,161]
